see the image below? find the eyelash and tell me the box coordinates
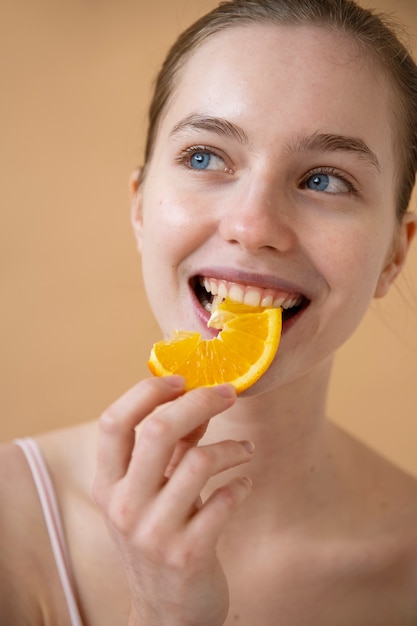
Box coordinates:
[175,145,232,172]
[175,146,359,194]
[300,166,359,194]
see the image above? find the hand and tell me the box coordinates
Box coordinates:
[93,376,254,626]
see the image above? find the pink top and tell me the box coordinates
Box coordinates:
[14,437,83,626]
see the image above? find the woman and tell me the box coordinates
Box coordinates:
[1,0,417,624]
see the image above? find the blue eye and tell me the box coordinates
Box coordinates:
[304,171,351,194]
[183,147,227,171]
[307,174,330,191]
[190,152,211,169]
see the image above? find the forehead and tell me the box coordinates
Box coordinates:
[157,23,395,174]
[169,24,385,120]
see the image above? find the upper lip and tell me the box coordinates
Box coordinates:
[190,267,312,300]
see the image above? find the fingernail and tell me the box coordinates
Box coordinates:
[215,383,236,399]
[164,375,185,389]
[239,440,255,454]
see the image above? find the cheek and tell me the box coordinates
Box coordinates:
[304,224,391,361]
[318,214,391,283]
[142,190,215,262]
[139,193,213,329]
[312,221,392,325]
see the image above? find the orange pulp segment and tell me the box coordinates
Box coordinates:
[147,299,282,393]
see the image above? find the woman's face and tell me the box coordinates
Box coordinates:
[133,24,412,390]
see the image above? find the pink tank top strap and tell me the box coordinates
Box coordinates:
[14,437,83,626]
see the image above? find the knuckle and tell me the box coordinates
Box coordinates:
[134,520,169,557]
[216,485,239,509]
[134,522,157,548]
[108,496,139,535]
[98,377,170,435]
[98,406,121,435]
[186,446,212,476]
[141,413,172,443]
[215,478,251,510]
[165,544,194,572]
[96,482,141,535]
[92,483,139,536]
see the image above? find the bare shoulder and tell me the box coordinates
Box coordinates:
[331,423,417,589]
[36,421,130,624]
[36,420,99,495]
[0,423,101,624]
[330,420,417,501]
[0,441,50,622]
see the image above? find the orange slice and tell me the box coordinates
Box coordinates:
[148,299,282,393]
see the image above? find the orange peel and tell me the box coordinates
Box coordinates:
[148,299,282,393]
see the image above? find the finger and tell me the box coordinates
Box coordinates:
[164,420,210,479]
[95,376,185,490]
[187,476,253,553]
[125,384,237,500]
[154,439,254,527]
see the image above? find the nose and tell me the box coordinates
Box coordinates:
[217,175,297,254]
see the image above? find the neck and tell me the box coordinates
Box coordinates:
[201,358,341,530]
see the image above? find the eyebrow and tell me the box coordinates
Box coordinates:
[286,131,381,173]
[170,113,249,145]
[170,114,381,173]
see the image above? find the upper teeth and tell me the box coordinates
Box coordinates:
[201,277,302,311]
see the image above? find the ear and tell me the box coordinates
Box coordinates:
[374,212,417,298]
[130,168,144,253]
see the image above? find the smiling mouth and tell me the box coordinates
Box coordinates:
[192,276,309,322]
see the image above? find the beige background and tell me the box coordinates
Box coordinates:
[1,0,416,476]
